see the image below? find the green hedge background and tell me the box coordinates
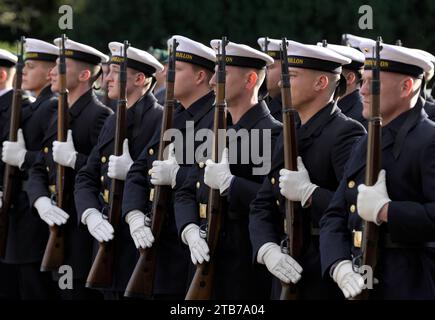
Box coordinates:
[1,0,434,54]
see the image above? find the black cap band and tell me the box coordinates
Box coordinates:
[224,55,267,69]
[365,58,424,78]
[344,60,364,71]
[288,55,342,74]
[175,51,215,72]
[0,59,15,67]
[110,56,156,76]
[64,49,102,65]
[25,52,57,62]
[266,51,281,60]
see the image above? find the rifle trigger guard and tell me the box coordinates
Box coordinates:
[280,237,289,255]
[352,254,363,274]
[199,223,208,239]
[144,212,152,227]
[50,193,57,206]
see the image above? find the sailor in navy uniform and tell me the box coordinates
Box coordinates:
[122,35,216,299]
[74,42,164,299]
[319,41,435,300]
[249,40,366,300]
[26,38,112,300]
[174,39,282,299]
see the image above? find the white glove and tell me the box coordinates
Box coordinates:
[34,196,69,226]
[107,139,133,181]
[204,148,234,194]
[332,260,365,299]
[81,208,114,242]
[182,223,210,265]
[357,170,391,225]
[125,210,154,249]
[257,242,303,284]
[2,128,27,169]
[0,191,3,209]
[150,143,180,188]
[279,156,318,207]
[52,129,77,169]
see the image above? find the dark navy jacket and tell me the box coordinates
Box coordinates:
[319,99,435,299]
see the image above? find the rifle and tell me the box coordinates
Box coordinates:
[279,38,303,300]
[40,34,68,271]
[0,36,25,258]
[86,41,129,288]
[185,37,229,300]
[353,37,383,300]
[124,38,179,298]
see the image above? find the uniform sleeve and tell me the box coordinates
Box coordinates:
[21,150,39,171]
[319,177,353,278]
[26,150,50,206]
[248,178,282,262]
[311,121,365,227]
[173,165,201,236]
[121,146,152,217]
[74,143,103,224]
[388,138,435,243]
[173,165,191,192]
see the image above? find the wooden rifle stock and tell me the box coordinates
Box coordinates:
[279,38,302,300]
[354,37,383,300]
[41,34,68,272]
[86,41,129,288]
[124,39,178,298]
[0,36,25,257]
[185,37,229,300]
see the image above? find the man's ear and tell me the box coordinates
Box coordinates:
[195,70,206,85]
[0,69,7,83]
[133,72,146,87]
[400,77,414,98]
[314,74,329,91]
[246,71,258,90]
[345,71,356,86]
[79,69,91,83]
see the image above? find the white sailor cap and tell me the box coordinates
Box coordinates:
[210,39,274,69]
[286,40,351,74]
[0,49,17,67]
[257,37,283,60]
[317,42,365,71]
[167,35,215,72]
[24,38,58,62]
[413,49,435,71]
[109,42,164,76]
[359,41,433,79]
[53,37,107,65]
[342,34,375,50]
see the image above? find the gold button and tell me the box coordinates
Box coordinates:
[271,177,276,185]
[348,180,356,189]
[148,148,154,156]
[103,189,110,204]
[44,147,49,154]
[101,156,107,164]
[148,169,152,176]
[196,181,201,189]
[46,166,50,172]
[100,176,105,183]
[276,200,280,207]
[350,204,356,213]
[199,162,205,169]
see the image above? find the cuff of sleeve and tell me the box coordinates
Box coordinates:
[257,242,279,265]
[81,208,99,225]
